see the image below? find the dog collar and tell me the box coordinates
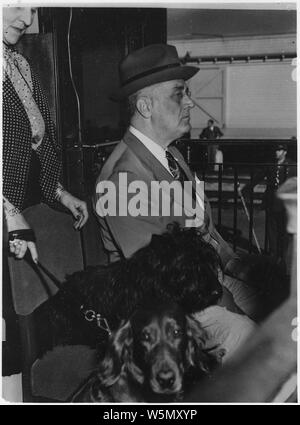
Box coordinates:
[81,305,112,336]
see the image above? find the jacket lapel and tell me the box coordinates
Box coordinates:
[123,130,174,183]
[123,132,205,218]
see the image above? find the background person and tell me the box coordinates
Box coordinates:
[3,7,89,263]
[2,7,89,382]
[242,143,296,261]
[199,119,223,169]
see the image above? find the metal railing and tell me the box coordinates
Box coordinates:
[178,138,297,258]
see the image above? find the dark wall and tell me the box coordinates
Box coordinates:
[17,8,167,198]
[79,8,167,143]
[36,7,166,197]
[46,7,166,147]
[58,8,167,198]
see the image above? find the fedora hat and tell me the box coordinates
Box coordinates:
[111,44,199,101]
[275,143,288,151]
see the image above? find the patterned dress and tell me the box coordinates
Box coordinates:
[2,44,62,376]
[3,44,62,211]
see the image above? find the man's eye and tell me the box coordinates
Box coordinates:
[175,92,183,99]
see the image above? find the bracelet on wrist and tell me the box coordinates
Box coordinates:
[55,183,66,201]
[4,206,21,218]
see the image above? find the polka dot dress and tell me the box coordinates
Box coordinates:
[4,46,45,148]
[3,44,62,211]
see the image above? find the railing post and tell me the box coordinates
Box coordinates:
[217,163,223,229]
[248,166,254,253]
[186,144,191,166]
[233,166,238,251]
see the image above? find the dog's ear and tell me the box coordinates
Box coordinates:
[98,320,133,387]
[113,319,133,361]
[185,315,211,374]
[117,320,144,385]
[127,361,145,385]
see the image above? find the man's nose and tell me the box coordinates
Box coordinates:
[20,8,34,27]
[184,93,195,108]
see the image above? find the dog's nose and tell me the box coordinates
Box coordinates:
[156,370,176,389]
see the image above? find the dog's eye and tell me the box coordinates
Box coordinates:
[141,332,151,342]
[173,329,182,338]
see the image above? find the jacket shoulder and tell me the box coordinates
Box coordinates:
[97,140,142,182]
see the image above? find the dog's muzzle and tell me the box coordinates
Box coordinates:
[150,353,183,395]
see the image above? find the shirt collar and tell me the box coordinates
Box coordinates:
[129,125,167,158]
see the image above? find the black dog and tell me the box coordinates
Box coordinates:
[35,224,223,355]
[71,300,217,402]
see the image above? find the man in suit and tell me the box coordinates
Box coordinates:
[200,119,223,141]
[242,143,297,259]
[199,119,223,166]
[94,44,284,321]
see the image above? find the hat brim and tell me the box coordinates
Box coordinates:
[275,146,288,151]
[110,65,199,102]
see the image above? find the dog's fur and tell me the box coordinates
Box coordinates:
[35,224,223,354]
[71,300,218,402]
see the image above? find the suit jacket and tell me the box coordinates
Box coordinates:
[199,126,223,140]
[94,130,234,264]
[242,158,297,212]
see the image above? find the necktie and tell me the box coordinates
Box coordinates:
[275,166,281,187]
[166,149,198,204]
[165,150,187,185]
[166,151,209,228]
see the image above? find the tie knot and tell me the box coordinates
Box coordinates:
[166,150,181,180]
[165,149,175,162]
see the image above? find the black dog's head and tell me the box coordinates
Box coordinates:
[128,223,223,313]
[36,225,223,355]
[96,300,215,401]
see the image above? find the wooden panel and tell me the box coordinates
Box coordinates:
[226,62,296,129]
[189,66,224,129]
[172,34,296,59]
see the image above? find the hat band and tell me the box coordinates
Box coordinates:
[122,62,181,86]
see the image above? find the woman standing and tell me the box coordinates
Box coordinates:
[3,7,88,263]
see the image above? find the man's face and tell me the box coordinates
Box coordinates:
[3,7,37,45]
[150,80,194,144]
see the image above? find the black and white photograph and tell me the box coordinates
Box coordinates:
[1,1,297,405]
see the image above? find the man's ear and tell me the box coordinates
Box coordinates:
[136,96,152,119]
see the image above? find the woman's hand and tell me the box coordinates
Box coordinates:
[59,191,89,230]
[7,213,38,262]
